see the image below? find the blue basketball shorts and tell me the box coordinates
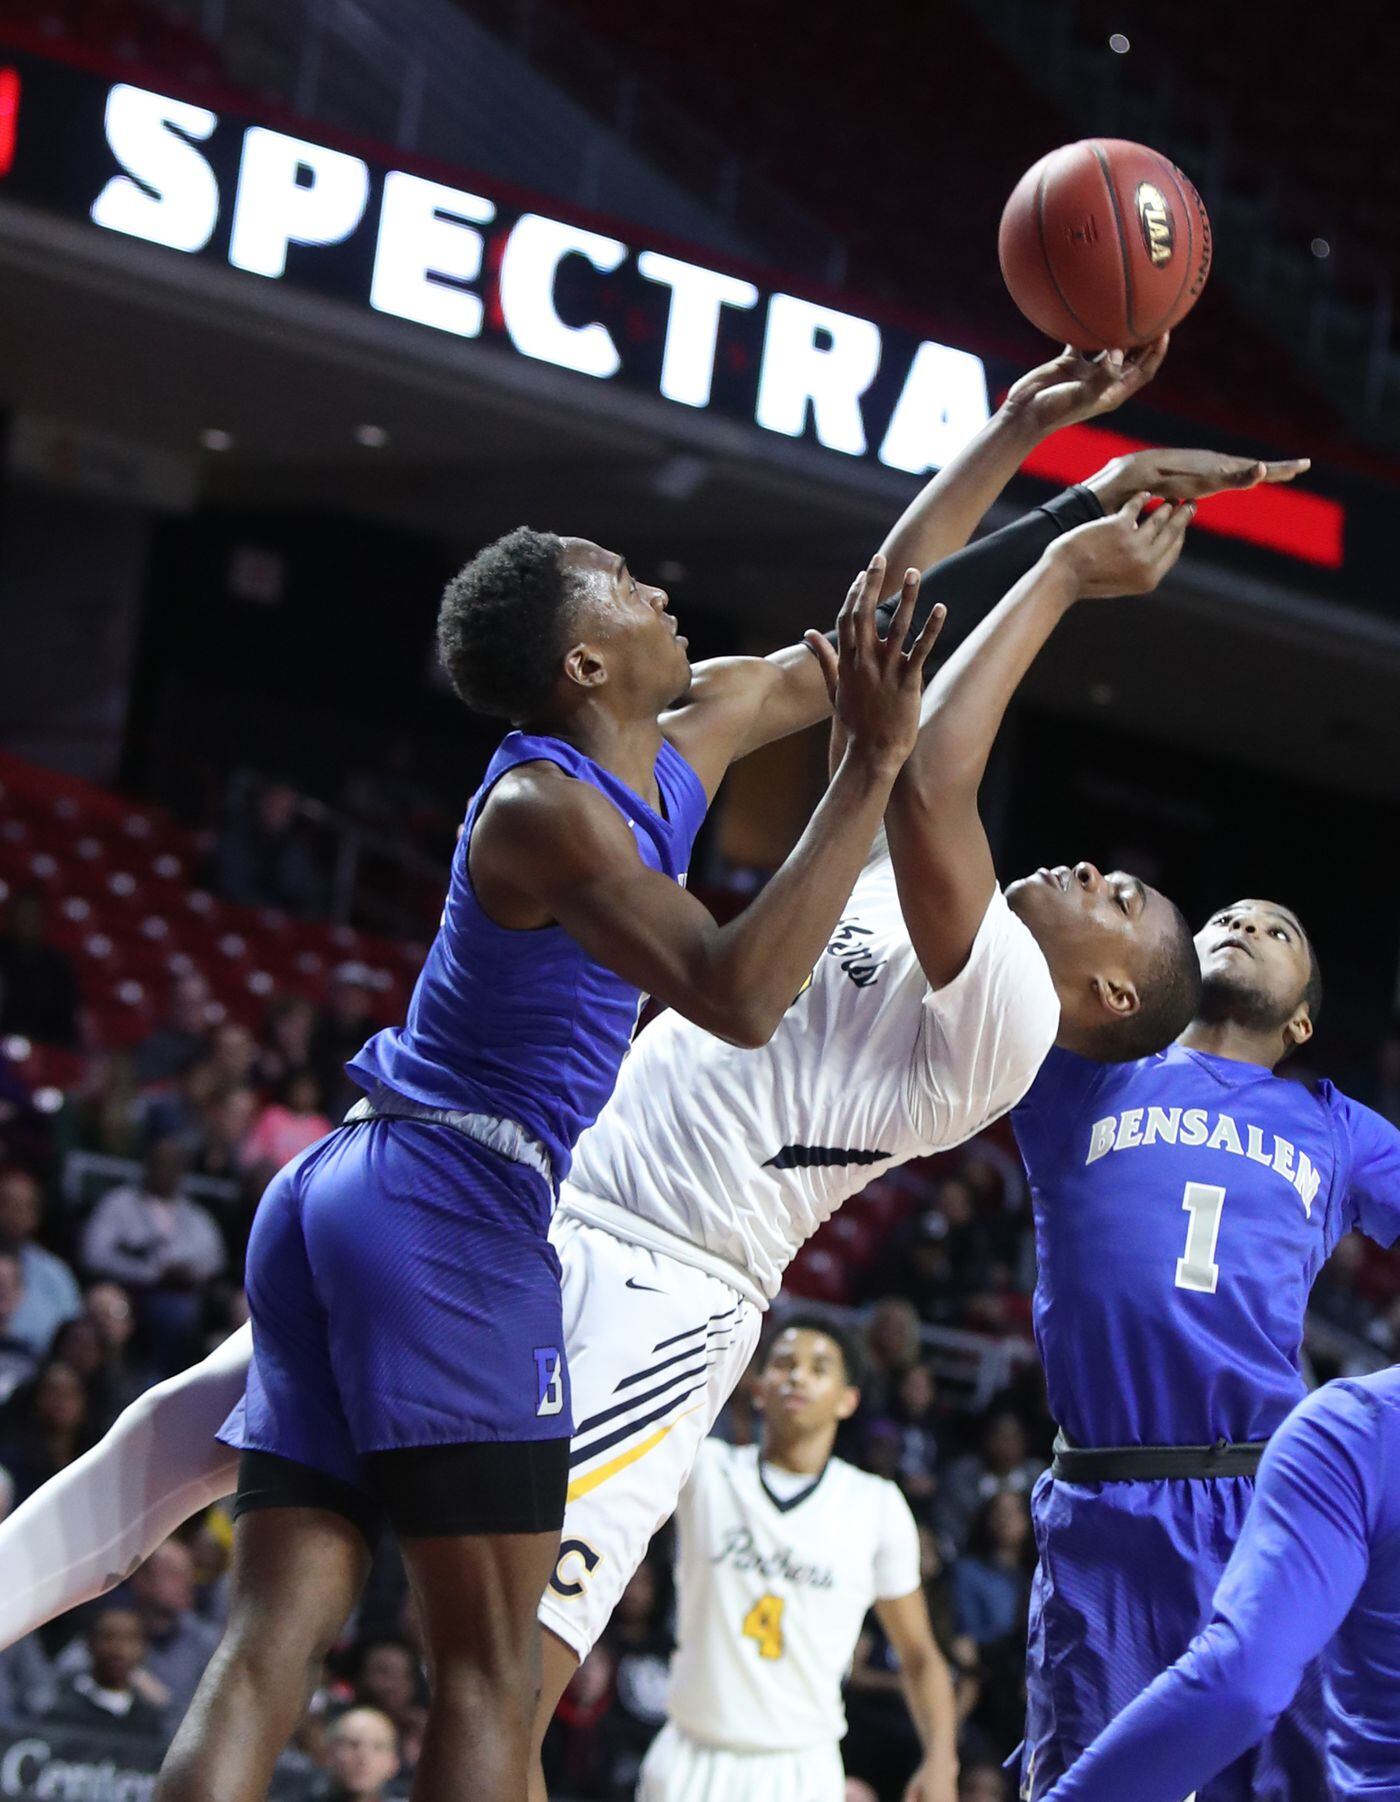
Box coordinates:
[1020,1470,1327,1801]
[218,1118,572,1533]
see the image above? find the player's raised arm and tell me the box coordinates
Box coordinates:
[660,342,1174,792]
[886,496,1193,989]
[471,559,942,1048]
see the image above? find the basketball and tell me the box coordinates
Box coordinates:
[998,138,1213,350]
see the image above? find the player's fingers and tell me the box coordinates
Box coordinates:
[852,554,885,659]
[1259,457,1311,484]
[1132,332,1170,383]
[1118,489,1152,526]
[907,600,948,674]
[804,630,841,701]
[884,568,921,658]
[835,569,863,662]
[1153,500,1195,563]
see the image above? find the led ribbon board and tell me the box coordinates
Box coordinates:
[0,48,1345,568]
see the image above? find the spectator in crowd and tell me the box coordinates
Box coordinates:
[135,973,213,1084]
[311,964,380,1119]
[0,1358,91,1501]
[862,1297,924,1416]
[207,1023,260,1094]
[192,1085,259,1188]
[952,1493,1036,1650]
[243,1070,333,1175]
[255,995,318,1091]
[0,1167,81,1357]
[214,780,322,918]
[43,1607,165,1737]
[296,1705,401,1802]
[0,888,79,1048]
[80,1139,224,1368]
[958,1761,1008,1801]
[0,1250,39,1407]
[56,1538,221,1730]
[883,1361,947,1516]
[0,1624,54,1725]
[937,1411,1044,1555]
[881,1208,957,1324]
[540,1644,617,1800]
[82,1281,151,1410]
[351,1635,423,1722]
[599,1560,672,1792]
[67,1050,148,1159]
[144,1058,221,1160]
[1309,1232,1379,1343]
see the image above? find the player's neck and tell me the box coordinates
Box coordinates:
[526,705,666,805]
[1177,1019,1282,1069]
[760,1425,837,1477]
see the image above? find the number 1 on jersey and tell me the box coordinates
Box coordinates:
[1176,1182,1225,1295]
[742,1593,785,1660]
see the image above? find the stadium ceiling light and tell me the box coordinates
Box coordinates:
[200,428,233,451]
[354,424,389,447]
[1310,238,1331,259]
[1109,32,1130,53]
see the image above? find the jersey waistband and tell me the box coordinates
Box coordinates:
[555,1188,769,1312]
[1051,1428,1268,1483]
[346,1088,554,1189]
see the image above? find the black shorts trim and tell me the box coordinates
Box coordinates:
[234,1450,385,1549]
[366,1438,569,1538]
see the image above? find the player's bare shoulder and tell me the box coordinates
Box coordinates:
[468,763,635,928]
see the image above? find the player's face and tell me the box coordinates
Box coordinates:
[1195,899,1311,1028]
[559,538,692,709]
[1006,861,1164,962]
[757,1328,858,1441]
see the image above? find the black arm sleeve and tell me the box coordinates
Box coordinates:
[826,484,1105,666]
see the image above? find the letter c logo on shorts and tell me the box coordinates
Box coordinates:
[550,1538,601,1598]
[534,1345,564,1417]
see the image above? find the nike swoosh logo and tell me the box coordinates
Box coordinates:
[625,1277,664,1293]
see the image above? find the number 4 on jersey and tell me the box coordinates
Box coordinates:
[1176,1182,1225,1295]
[742,1593,785,1660]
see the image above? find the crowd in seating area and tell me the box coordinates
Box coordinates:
[3,747,1399,1800]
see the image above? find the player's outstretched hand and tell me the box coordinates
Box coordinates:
[804,555,946,771]
[1003,334,1169,434]
[1088,446,1311,507]
[1047,492,1193,600]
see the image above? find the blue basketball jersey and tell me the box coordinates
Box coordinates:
[1013,1045,1400,1448]
[348,730,707,1183]
[1042,1367,1400,1802]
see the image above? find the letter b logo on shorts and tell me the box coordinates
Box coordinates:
[534,1346,564,1417]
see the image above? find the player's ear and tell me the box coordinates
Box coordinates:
[1284,1007,1314,1052]
[836,1384,860,1424]
[563,641,607,690]
[1090,973,1140,1019]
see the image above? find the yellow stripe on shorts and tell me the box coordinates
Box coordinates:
[566,1405,703,1503]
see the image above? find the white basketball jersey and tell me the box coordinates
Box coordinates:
[561,863,1060,1300]
[665,1439,921,1753]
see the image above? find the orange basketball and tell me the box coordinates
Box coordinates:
[998,139,1212,350]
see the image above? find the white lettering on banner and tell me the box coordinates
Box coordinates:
[228,128,370,279]
[755,293,882,455]
[91,86,220,252]
[86,84,995,471]
[637,251,760,407]
[370,171,495,337]
[1084,1107,1323,1217]
[878,339,991,473]
[498,214,626,378]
